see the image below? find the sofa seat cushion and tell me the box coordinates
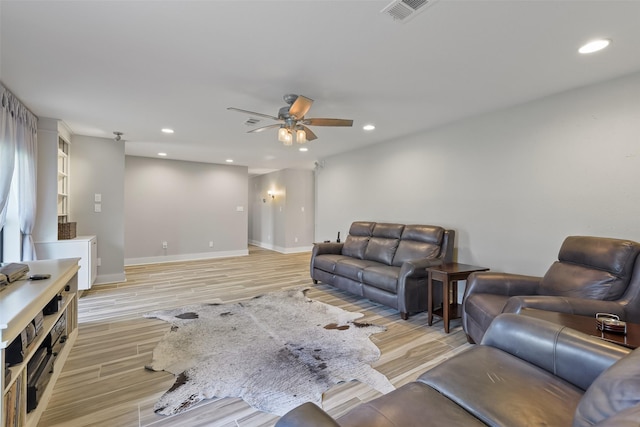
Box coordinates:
[334,258,380,282]
[314,254,352,273]
[419,346,583,427]
[362,266,400,293]
[573,347,640,427]
[338,382,486,427]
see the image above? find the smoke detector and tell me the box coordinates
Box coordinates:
[381,0,438,23]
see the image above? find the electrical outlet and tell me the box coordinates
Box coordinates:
[97,257,101,267]
[209,241,214,248]
[294,237,298,243]
[162,241,168,249]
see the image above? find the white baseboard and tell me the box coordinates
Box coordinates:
[94,272,127,285]
[124,249,249,266]
[249,240,313,254]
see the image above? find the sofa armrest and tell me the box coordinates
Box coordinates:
[312,242,344,256]
[310,243,344,275]
[592,404,640,427]
[482,314,630,390]
[463,272,542,298]
[399,257,443,280]
[275,402,340,427]
[503,295,627,318]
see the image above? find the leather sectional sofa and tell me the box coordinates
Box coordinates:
[310,221,454,319]
[276,313,640,427]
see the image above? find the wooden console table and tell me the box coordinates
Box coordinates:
[427,263,489,333]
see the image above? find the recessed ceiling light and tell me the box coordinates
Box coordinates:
[158,152,167,157]
[226,159,233,163]
[161,128,174,134]
[299,147,308,152]
[363,124,376,131]
[579,39,611,54]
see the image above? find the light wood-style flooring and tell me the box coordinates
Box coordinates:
[38,246,470,427]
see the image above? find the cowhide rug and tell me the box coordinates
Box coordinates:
[144,288,394,416]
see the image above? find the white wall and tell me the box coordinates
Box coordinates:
[33,118,70,243]
[249,169,314,253]
[124,156,249,264]
[316,71,640,277]
[70,135,125,284]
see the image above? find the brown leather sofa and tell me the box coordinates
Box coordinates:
[463,236,640,344]
[275,314,640,427]
[310,221,454,319]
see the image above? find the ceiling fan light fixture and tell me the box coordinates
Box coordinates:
[296,128,307,143]
[283,131,293,146]
[278,126,289,142]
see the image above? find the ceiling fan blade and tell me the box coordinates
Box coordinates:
[301,125,318,141]
[227,107,280,121]
[304,118,353,127]
[289,95,314,119]
[247,124,282,133]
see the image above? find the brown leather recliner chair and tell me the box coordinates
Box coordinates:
[462,236,640,344]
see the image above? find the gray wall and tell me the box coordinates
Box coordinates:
[316,71,640,277]
[249,169,314,253]
[124,156,248,264]
[70,135,126,284]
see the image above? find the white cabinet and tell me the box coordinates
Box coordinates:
[1,258,79,427]
[35,236,97,290]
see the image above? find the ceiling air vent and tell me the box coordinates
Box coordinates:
[381,0,438,23]
[244,118,261,126]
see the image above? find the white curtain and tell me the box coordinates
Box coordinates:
[0,86,17,231]
[1,83,39,260]
[17,116,38,260]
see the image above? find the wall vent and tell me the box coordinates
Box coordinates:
[244,118,261,126]
[381,0,438,23]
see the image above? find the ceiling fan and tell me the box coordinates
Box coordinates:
[227,94,353,145]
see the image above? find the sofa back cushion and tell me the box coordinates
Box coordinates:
[573,348,640,427]
[538,236,640,300]
[341,221,375,259]
[363,223,404,265]
[342,235,369,259]
[349,221,376,237]
[393,225,444,266]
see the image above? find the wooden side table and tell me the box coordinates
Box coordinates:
[427,263,489,333]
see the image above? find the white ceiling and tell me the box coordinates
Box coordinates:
[2,0,640,174]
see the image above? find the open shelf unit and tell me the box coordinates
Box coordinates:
[57,136,70,222]
[1,258,79,427]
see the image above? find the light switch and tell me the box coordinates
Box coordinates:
[94,203,102,213]
[94,193,102,202]
[236,206,244,212]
